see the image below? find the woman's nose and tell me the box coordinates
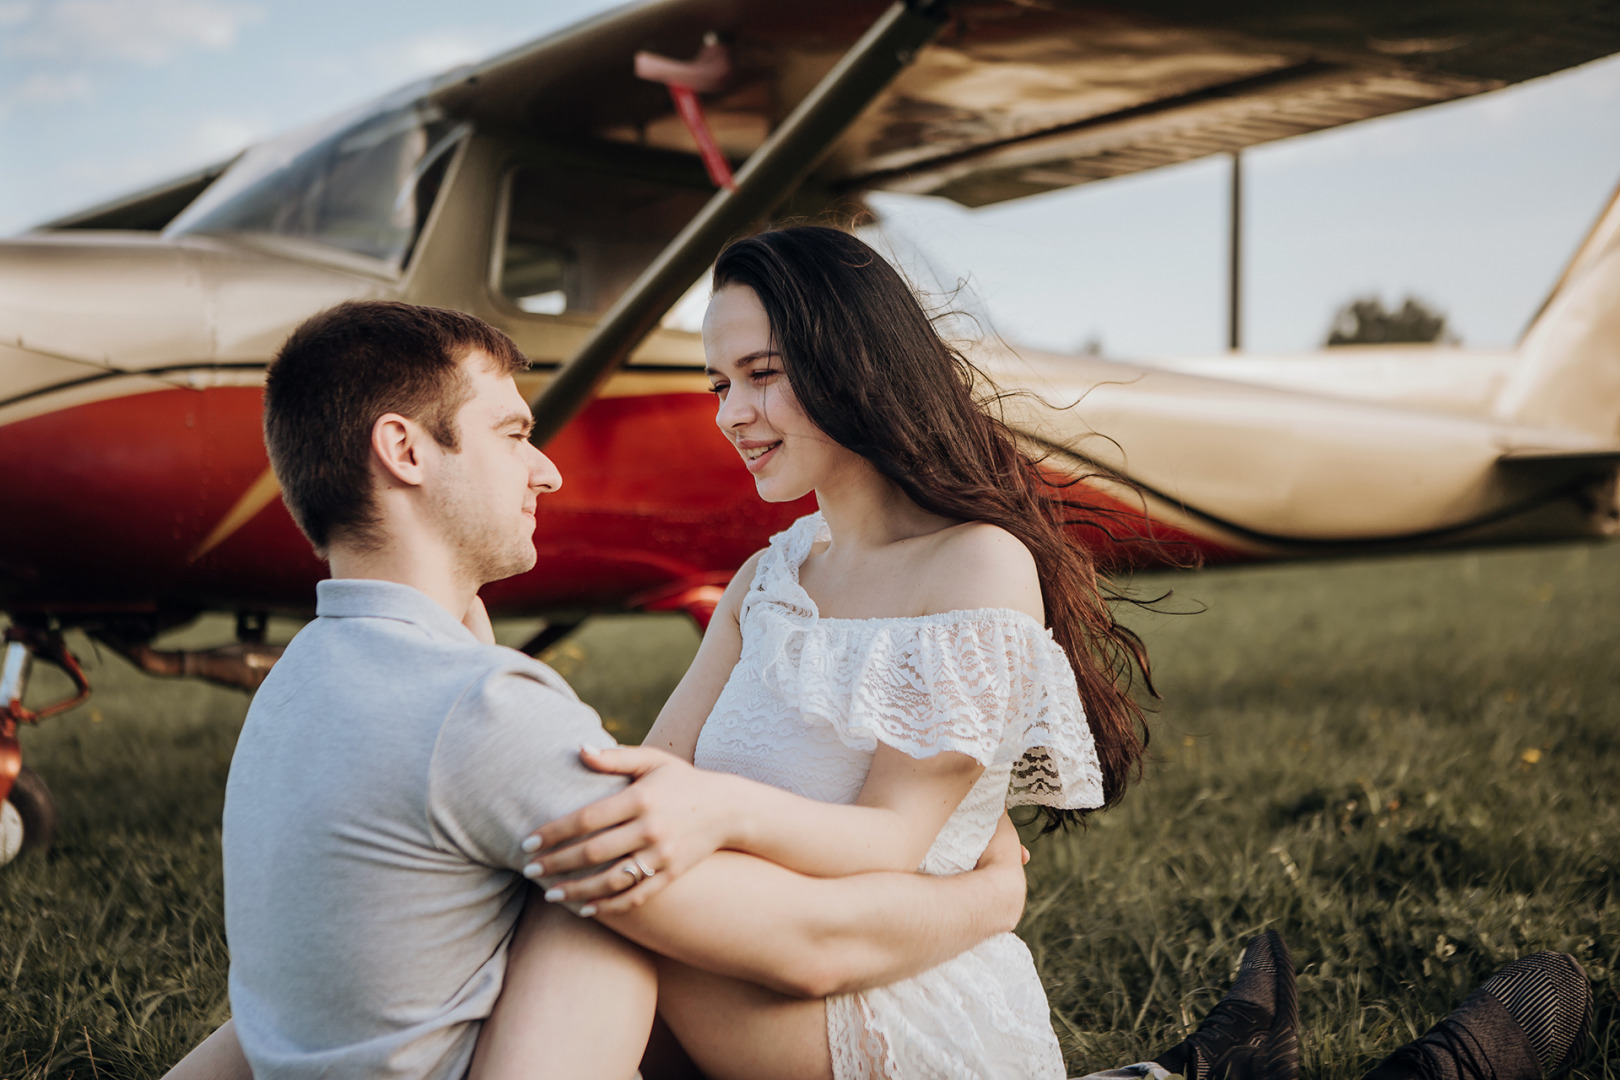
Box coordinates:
[715,387,754,429]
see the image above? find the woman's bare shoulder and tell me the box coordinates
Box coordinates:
[715,548,769,623]
[920,522,1044,622]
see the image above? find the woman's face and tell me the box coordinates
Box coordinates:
[703,284,865,503]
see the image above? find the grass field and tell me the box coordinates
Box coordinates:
[1,539,1615,1079]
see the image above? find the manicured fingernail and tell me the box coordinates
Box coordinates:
[521,836,541,853]
[523,862,544,879]
[543,887,565,902]
[579,904,597,917]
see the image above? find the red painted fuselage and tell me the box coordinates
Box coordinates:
[0,379,1232,625]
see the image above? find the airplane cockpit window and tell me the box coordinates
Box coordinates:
[497,162,710,316]
[167,101,468,271]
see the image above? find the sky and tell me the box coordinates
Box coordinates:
[3,0,1619,359]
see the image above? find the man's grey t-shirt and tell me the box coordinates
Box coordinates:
[222,579,625,1080]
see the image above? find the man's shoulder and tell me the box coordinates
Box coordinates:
[441,646,601,745]
[426,645,619,860]
[468,647,580,704]
[277,613,576,697]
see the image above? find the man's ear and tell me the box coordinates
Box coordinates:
[371,412,427,488]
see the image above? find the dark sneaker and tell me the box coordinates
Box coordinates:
[1153,930,1299,1080]
[1364,951,1594,1080]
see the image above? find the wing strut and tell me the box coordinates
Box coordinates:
[528,0,949,445]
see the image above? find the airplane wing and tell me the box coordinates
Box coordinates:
[427,0,1620,208]
[40,1,1620,234]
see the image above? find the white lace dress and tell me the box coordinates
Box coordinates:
[693,513,1106,1080]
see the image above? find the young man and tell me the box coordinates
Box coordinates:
[182,300,1030,1080]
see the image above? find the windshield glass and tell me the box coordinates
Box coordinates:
[168,100,467,270]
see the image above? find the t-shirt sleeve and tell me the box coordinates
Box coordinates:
[427,664,627,873]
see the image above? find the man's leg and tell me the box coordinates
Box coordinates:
[471,888,658,1080]
[1076,943,1593,1080]
[1360,952,1593,1080]
[1075,931,1299,1080]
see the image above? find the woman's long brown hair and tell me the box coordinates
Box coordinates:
[714,226,1150,829]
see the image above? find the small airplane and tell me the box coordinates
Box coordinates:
[4,0,1619,861]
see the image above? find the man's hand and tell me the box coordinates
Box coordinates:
[521,746,743,915]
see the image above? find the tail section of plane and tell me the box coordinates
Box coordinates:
[1493,178,1620,443]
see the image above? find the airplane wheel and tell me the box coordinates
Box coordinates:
[0,767,57,866]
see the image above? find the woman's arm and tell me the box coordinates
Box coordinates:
[637,552,760,762]
[599,812,1027,999]
[527,742,982,913]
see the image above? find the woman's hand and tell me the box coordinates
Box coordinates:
[522,746,744,915]
[976,813,1029,933]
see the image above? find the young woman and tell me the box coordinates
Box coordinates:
[509,225,1154,1080]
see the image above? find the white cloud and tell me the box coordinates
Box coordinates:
[185,114,257,158]
[288,24,517,104]
[21,70,93,103]
[0,69,93,119]
[371,29,500,82]
[2,0,263,66]
[58,112,262,197]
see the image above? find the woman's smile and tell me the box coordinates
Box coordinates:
[737,438,781,471]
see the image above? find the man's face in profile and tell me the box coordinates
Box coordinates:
[425,353,560,587]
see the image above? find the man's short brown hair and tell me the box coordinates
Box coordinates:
[264,300,529,553]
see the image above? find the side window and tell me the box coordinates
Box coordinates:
[497,162,709,317]
[502,238,571,315]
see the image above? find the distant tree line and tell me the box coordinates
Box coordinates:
[1325,295,1457,346]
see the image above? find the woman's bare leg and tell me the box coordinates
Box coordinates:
[471,888,658,1080]
[655,956,832,1080]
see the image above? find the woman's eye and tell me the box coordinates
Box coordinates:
[706,383,728,395]
[750,368,781,382]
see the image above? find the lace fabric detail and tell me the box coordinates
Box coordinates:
[737,512,1104,812]
[825,934,1066,1080]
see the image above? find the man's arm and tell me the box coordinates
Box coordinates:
[595,812,1027,999]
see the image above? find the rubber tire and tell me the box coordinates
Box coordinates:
[1,767,57,864]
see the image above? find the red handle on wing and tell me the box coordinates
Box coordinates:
[635,38,737,191]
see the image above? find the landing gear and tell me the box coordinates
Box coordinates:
[0,613,287,868]
[1,625,89,863]
[0,766,56,866]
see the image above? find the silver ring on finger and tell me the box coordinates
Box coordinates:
[631,854,657,880]
[621,860,645,885]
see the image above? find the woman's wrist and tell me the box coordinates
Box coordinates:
[718,770,762,854]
